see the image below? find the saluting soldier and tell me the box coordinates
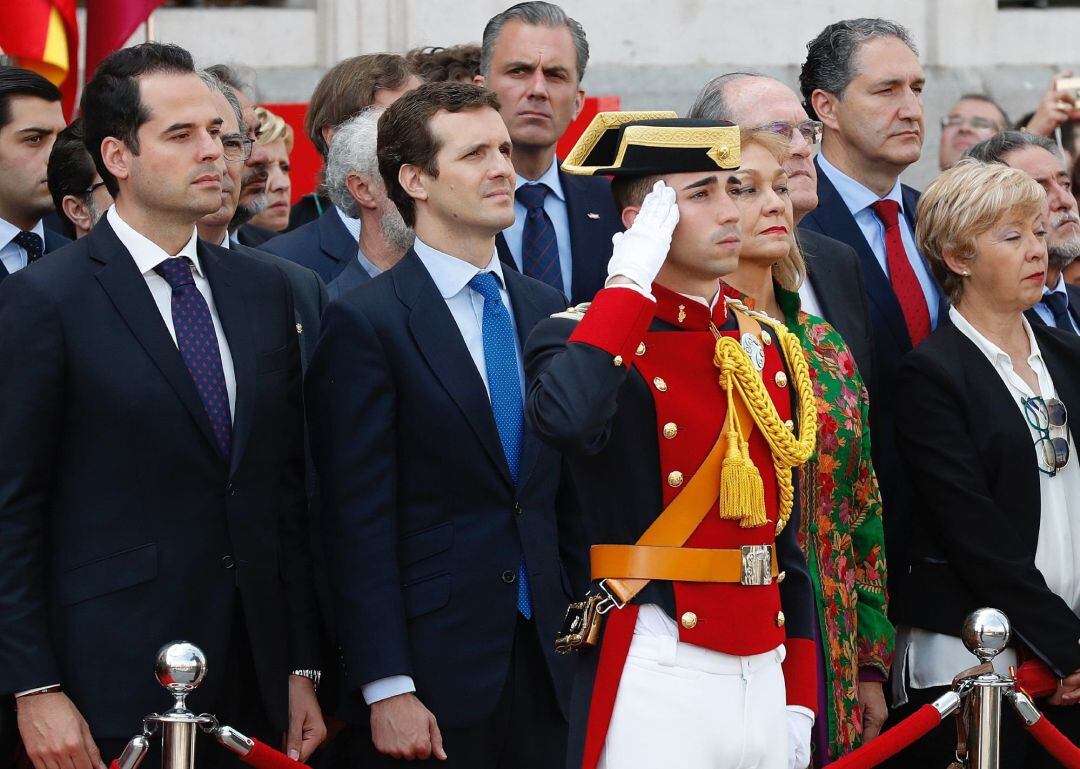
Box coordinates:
[524,114,819,769]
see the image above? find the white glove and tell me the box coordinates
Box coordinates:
[786,705,814,769]
[605,180,680,292]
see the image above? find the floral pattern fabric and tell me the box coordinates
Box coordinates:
[777,288,895,759]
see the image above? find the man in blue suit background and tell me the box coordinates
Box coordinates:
[477,2,621,306]
[307,81,572,768]
[797,18,947,604]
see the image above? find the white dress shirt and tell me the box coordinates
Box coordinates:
[361,237,525,706]
[336,206,362,243]
[892,306,1080,705]
[817,152,940,328]
[108,206,236,417]
[502,156,574,299]
[797,278,825,319]
[0,217,46,275]
[1031,272,1080,333]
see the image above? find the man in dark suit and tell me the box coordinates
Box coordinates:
[307,82,571,768]
[47,119,114,240]
[0,43,324,769]
[321,109,414,301]
[476,2,621,306]
[967,131,1080,335]
[689,71,875,386]
[798,19,947,601]
[0,66,69,286]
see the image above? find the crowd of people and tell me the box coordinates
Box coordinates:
[0,3,1079,769]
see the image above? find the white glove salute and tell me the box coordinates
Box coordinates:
[605,180,680,293]
[787,705,814,769]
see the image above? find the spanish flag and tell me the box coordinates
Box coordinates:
[0,0,79,117]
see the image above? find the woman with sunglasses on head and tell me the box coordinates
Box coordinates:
[722,129,893,767]
[885,158,1080,767]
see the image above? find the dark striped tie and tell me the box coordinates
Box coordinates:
[516,183,564,294]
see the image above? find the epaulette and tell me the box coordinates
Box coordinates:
[549,302,592,321]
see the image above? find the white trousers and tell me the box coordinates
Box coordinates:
[598,636,788,769]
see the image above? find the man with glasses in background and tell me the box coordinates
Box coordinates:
[689,72,876,390]
[47,118,113,240]
[938,94,1009,171]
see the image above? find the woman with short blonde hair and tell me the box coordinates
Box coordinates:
[249,106,294,233]
[723,128,893,764]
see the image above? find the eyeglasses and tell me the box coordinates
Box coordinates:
[1022,395,1070,476]
[940,115,1001,133]
[221,134,254,163]
[754,120,823,145]
[84,181,107,195]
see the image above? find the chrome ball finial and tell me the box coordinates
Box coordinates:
[154,642,207,711]
[962,608,1011,664]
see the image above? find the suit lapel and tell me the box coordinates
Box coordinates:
[395,251,514,487]
[505,268,548,489]
[807,159,913,350]
[561,170,608,305]
[318,208,358,270]
[201,242,256,477]
[91,221,223,459]
[495,232,516,272]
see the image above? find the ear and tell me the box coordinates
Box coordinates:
[940,246,971,278]
[572,87,585,121]
[345,173,379,211]
[473,73,486,87]
[320,125,336,151]
[621,205,641,230]
[61,194,91,236]
[100,137,131,186]
[398,164,429,205]
[810,89,841,132]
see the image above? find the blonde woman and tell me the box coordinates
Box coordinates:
[723,130,893,765]
[249,106,293,234]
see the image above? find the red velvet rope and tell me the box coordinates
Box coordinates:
[1026,714,1080,769]
[824,704,944,768]
[239,738,312,769]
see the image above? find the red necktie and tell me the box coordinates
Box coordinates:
[870,199,931,347]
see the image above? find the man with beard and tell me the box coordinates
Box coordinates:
[968,131,1080,333]
[324,108,415,300]
[798,18,946,603]
[0,66,68,285]
[689,72,875,391]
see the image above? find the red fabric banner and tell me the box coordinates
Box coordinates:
[85,0,165,82]
[0,0,79,116]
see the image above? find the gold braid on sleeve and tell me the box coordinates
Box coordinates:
[712,308,817,533]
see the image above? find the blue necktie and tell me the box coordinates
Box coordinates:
[1041,291,1076,333]
[468,271,532,619]
[516,183,564,294]
[156,257,233,460]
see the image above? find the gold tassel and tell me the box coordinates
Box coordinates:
[717,376,767,525]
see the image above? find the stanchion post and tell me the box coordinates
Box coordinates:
[960,608,1014,769]
[153,642,209,769]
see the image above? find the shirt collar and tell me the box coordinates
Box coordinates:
[1043,271,1071,304]
[514,156,565,202]
[107,206,202,277]
[219,233,231,249]
[817,151,906,217]
[949,305,1043,370]
[413,237,507,299]
[0,217,46,249]
[336,206,362,243]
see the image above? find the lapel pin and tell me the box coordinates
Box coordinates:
[587,212,600,219]
[295,322,303,335]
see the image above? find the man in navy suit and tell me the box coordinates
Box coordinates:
[476,2,620,305]
[307,81,571,768]
[967,131,1080,335]
[798,18,946,602]
[0,66,69,286]
[0,43,324,769]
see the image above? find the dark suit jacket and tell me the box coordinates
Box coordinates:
[326,252,373,302]
[796,227,875,389]
[235,223,279,249]
[1024,283,1080,333]
[288,193,332,232]
[497,170,621,306]
[229,240,328,368]
[0,227,70,285]
[261,207,357,284]
[0,220,319,737]
[894,319,1080,677]
[800,159,947,597]
[306,249,573,727]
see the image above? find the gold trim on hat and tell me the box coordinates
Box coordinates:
[561,110,679,175]
[611,124,741,171]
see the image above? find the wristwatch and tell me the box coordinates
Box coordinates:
[290,669,322,691]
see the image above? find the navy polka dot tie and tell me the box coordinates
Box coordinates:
[468,271,532,619]
[14,230,43,265]
[516,183,564,294]
[155,257,232,460]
